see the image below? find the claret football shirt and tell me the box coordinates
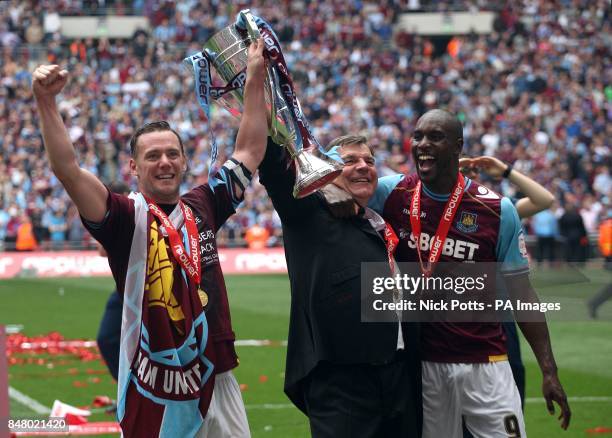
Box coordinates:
[370,173,529,363]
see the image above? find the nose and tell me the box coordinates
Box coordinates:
[353,162,370,175]
[415,142,434,155]
[158,153,171,167]
[354,158,369,171]
[415,136,431,148]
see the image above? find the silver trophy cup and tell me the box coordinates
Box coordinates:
[201,10,342,198]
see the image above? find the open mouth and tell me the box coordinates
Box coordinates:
[156,174,174,180]
[417,155,437,173]
[351,177,371,184]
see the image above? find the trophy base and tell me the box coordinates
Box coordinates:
[293,168,343,199]
[291,149,343,198]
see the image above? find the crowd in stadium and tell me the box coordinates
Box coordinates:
[0,0,609,253]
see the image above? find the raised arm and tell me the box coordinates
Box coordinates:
[461,156,554,218]
[32,65,108,222]
[230,37,268,193]
[510,174,554,218]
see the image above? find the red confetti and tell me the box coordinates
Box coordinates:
[258,375,268,383]
[6,332,101,363]
[72,380,87,388]
[239,383,248,392]
[587,427,612,434]
[92,396,113,408]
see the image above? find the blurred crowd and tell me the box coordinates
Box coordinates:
[0,0,609,253]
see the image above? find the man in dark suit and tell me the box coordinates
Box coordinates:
[259,136,421,438]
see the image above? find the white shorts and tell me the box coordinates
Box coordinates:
[196,370,251,438]
[422,360,526,438]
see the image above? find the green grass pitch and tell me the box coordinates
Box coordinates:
[1,268,611,437]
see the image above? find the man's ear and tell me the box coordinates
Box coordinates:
[181,157,188,174]
[455,138,464,155]
[129,158,138,177]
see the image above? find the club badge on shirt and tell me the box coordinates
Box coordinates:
[456,211,478,233]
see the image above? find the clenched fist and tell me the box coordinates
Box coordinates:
[32,65,68,101]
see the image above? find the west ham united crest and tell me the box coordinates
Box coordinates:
[457,211,478,233]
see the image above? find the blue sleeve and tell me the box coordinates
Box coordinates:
[368,174,404,214]
[496,197,530,275]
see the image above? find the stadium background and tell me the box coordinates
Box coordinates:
[0,0,610,437]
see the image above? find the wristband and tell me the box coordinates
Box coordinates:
[222,158,252,192]
[502,163,513,178]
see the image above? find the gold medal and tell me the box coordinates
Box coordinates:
[198,288,209,307]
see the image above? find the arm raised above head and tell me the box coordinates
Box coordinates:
[230,38,268,198]
[33,65,108,223]
[462,156,554,218]
[509,169,555,218]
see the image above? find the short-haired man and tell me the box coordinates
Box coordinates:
[371,109,570,437]
[32,39,267,438]
[258,135,422,437]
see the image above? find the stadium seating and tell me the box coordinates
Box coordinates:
[0,0,609,253]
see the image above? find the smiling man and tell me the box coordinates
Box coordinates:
[32,39,267,438]
[259,135,421,438]
[330,138,377,206]
[411,111,463,192]
[370,109,571,438]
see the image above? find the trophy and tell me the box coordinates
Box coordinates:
[186,9,342,198]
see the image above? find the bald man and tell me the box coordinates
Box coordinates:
[369,109,570,437]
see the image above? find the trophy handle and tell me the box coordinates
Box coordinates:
[266,65,294,148]
[240,9,282,147]
[240,10,261,41]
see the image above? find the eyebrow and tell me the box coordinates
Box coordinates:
[413,128,446,137]
[341,153,374,159]
[143,146,181,155]
[414,127,444,133]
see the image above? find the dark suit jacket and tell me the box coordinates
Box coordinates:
[259,143,420,412]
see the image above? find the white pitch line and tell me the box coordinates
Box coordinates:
[246,397,612,411]
[8,382,611,416]
[8,386,51,415]
[9,395,610,415]
[525,396,612,403]
[235,340,287,347]
[245,403,293,410]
